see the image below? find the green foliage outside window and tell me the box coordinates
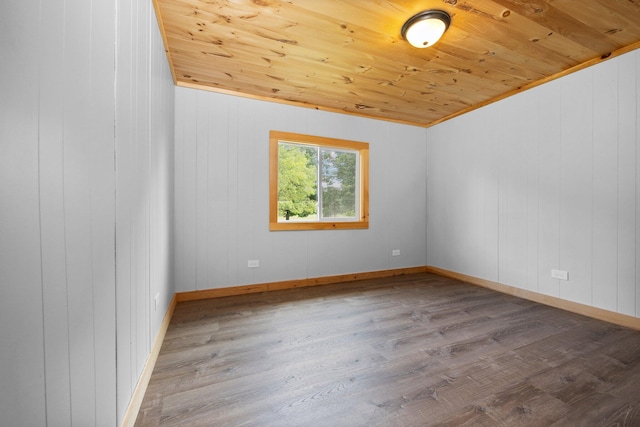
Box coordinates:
[321,150,356,218]
[277,144,317,218]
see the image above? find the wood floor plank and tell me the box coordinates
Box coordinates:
[135,272,640,426]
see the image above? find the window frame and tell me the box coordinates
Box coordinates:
[269,130,369,231]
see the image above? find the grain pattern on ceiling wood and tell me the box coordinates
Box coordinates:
[153,0,640,127]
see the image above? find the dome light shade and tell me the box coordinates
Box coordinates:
[401,10,451,48]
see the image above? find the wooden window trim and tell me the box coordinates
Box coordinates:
[269,130,369,231]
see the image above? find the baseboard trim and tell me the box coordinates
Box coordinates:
[176,266,431,302]
[426,266,640,331]
[120,293,177,427]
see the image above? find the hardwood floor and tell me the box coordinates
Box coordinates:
[135,272,640,426]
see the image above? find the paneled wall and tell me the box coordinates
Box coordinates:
[0,0,174,425]
[427,48,640,317]
[174,87,428,292]
[115,0,175,424]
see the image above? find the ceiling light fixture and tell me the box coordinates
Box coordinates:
[401,10,451,48]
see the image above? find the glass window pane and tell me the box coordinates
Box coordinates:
[321,149,357,219]
[277,143,318,222]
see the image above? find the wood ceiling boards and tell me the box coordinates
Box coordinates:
[153,0,640,127]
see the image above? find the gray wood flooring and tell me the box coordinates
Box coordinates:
[135,272,640,426]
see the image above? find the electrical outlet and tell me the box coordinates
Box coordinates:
[392,249,400,256]
[551,269,569,281]
[248,260,260,268]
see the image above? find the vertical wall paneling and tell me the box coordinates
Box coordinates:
[115,0,175,423]
[90,0,118,422]
[0,1,47,425]
[135,0,151,379]
[149,15,175,333]
[617,52,637,316]
[497,106,509,286]
[63,0,99,422]
[252,102,278,283]
[195,92,210,291]
[591,59,619,312]
[426,123,451,271]
[173,89,186,292]
[183,90,198,291]
[537,81,562,298]
[462,112,481,278]
[379,125,392,266]
[385,122,428,271]
[498,95,529,288]
[1,0,174,424]
[452,120,473,275]
[459,112,476,277]
[38,0,72,424]
[115,0,135,415]
[442,105,506,280]
[485,108,501,283]
[91,0,118,422]
[236,98,257,286]
[207,93,231,288]
[559,69,593,306]
[524,90,540,293]
[427,105,501,282]
[427,48,640,319]
[174,87,428,291]
[227,97,241,286]
[637,51,640,317]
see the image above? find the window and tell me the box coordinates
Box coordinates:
[270,130,369,231]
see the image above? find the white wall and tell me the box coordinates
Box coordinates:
[427,48,640,318]
[0,0,174,425]
[174,88,428,292]
[115,0,175,424]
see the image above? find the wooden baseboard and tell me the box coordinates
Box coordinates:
[176,266,431,302]
[120,294,177,427]
[426,266,640,331]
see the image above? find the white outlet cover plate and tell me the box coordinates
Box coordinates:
[551,269,568,280]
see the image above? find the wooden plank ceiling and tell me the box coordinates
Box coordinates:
[153,0,640,127]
